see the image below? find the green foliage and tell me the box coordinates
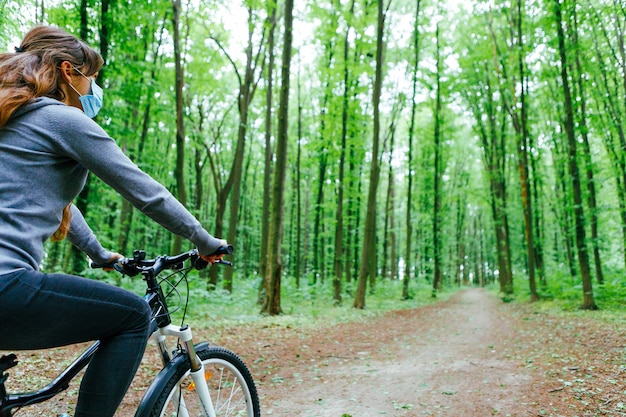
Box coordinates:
[4,0,626,312]
[76,264,459,332]
[506,283,626,332]
[0,1,21,47]
[141,271,456,329]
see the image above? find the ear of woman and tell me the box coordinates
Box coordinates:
[58,61,83,108]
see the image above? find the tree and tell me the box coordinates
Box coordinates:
[431,17,444,296]
[503,0,538,300]
[209,5,266,291]
[569,2,603,284]
[171,0,187,255]
[354,0,388,309]
[259,0,278,292]
[262,0,294,315]
[332,0,357,305]
[554,0,596,310]
[403,0,422,300]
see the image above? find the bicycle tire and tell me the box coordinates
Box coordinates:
[137,344,260,417]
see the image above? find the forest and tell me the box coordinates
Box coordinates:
[1,0,625,314]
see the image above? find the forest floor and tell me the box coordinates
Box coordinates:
[3,287,625,416]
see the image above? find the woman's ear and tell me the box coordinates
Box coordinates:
[58,61,78,105]
[59,61,73,84]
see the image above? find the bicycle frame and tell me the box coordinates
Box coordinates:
[1,326,215,417]
[1,248,229,417]
[0,341,99,414]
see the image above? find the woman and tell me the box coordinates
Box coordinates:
[0,26,226,416]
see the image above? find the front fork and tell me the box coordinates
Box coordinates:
[153,325,216,417]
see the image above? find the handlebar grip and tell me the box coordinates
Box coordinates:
[214,244,234,256]
[90,260,118,269]
[193,245,234,270]
[91,259,141,276]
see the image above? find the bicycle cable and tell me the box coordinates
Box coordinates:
[152,271,183,320]
[158,266,192,327]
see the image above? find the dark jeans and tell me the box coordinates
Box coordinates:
[0,269,151,417]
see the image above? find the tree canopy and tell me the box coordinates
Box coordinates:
[3,0,625,312]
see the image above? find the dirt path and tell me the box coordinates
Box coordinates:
[254,288,533,416]
[246,288,625,417]
[3,288,625,416]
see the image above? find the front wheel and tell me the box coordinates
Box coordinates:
[144,345,260,417]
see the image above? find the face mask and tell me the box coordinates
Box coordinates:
[69,68,103,118]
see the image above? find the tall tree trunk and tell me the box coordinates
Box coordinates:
[484,11,514,296]
[344,39,366,289]
[193,104,206,212]
[453,168,468,286]
[312,44,335,284]
[528,127,545,286]
[333,0,355,304]
[383,102,401,281]
[171,0,186,255]
[403,0,422,299]
[354,0,387,309]
[432,20,443,296]
[209,8,264,290]
[383,145,396,281]
[259,0,277,292]
[554,0,596,309]
[295,61,303,289]
[312,149,328,284]
[262,0,293,315]
[509,0,538,300]
[345,145,362,287]
[223,76,249,291]
[553,140,578,278]
[79,0,87,40]
[571,7,603,284]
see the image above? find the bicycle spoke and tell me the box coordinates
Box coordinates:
[156,351,257,417]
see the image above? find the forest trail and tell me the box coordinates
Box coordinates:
[257,288,533,416]
[244,288,625,417]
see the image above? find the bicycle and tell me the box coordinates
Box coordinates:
[0,246,261,417]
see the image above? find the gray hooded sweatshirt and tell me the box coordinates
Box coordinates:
[0,97,222,275]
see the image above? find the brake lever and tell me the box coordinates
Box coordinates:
[192,257,233,269]
[192,245,234,270]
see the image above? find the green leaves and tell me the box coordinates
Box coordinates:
[4,0,625,308]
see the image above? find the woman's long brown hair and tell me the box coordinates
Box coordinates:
[51,204,73,242]
[0,26,103,239]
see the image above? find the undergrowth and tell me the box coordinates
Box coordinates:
[108,269,457,331]
[489,270,626,326]
[91,262,626,329]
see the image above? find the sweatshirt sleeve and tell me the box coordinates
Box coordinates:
[66,204,115,264]
[52,107,223,256]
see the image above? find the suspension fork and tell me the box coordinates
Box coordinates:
[153,325,216,417]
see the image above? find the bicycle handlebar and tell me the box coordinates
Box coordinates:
[91,245,234,276]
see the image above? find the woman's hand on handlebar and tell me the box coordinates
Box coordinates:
[199,239,229,265]
[103,253,123,271]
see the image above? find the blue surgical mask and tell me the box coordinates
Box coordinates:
[69,68,104,118]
